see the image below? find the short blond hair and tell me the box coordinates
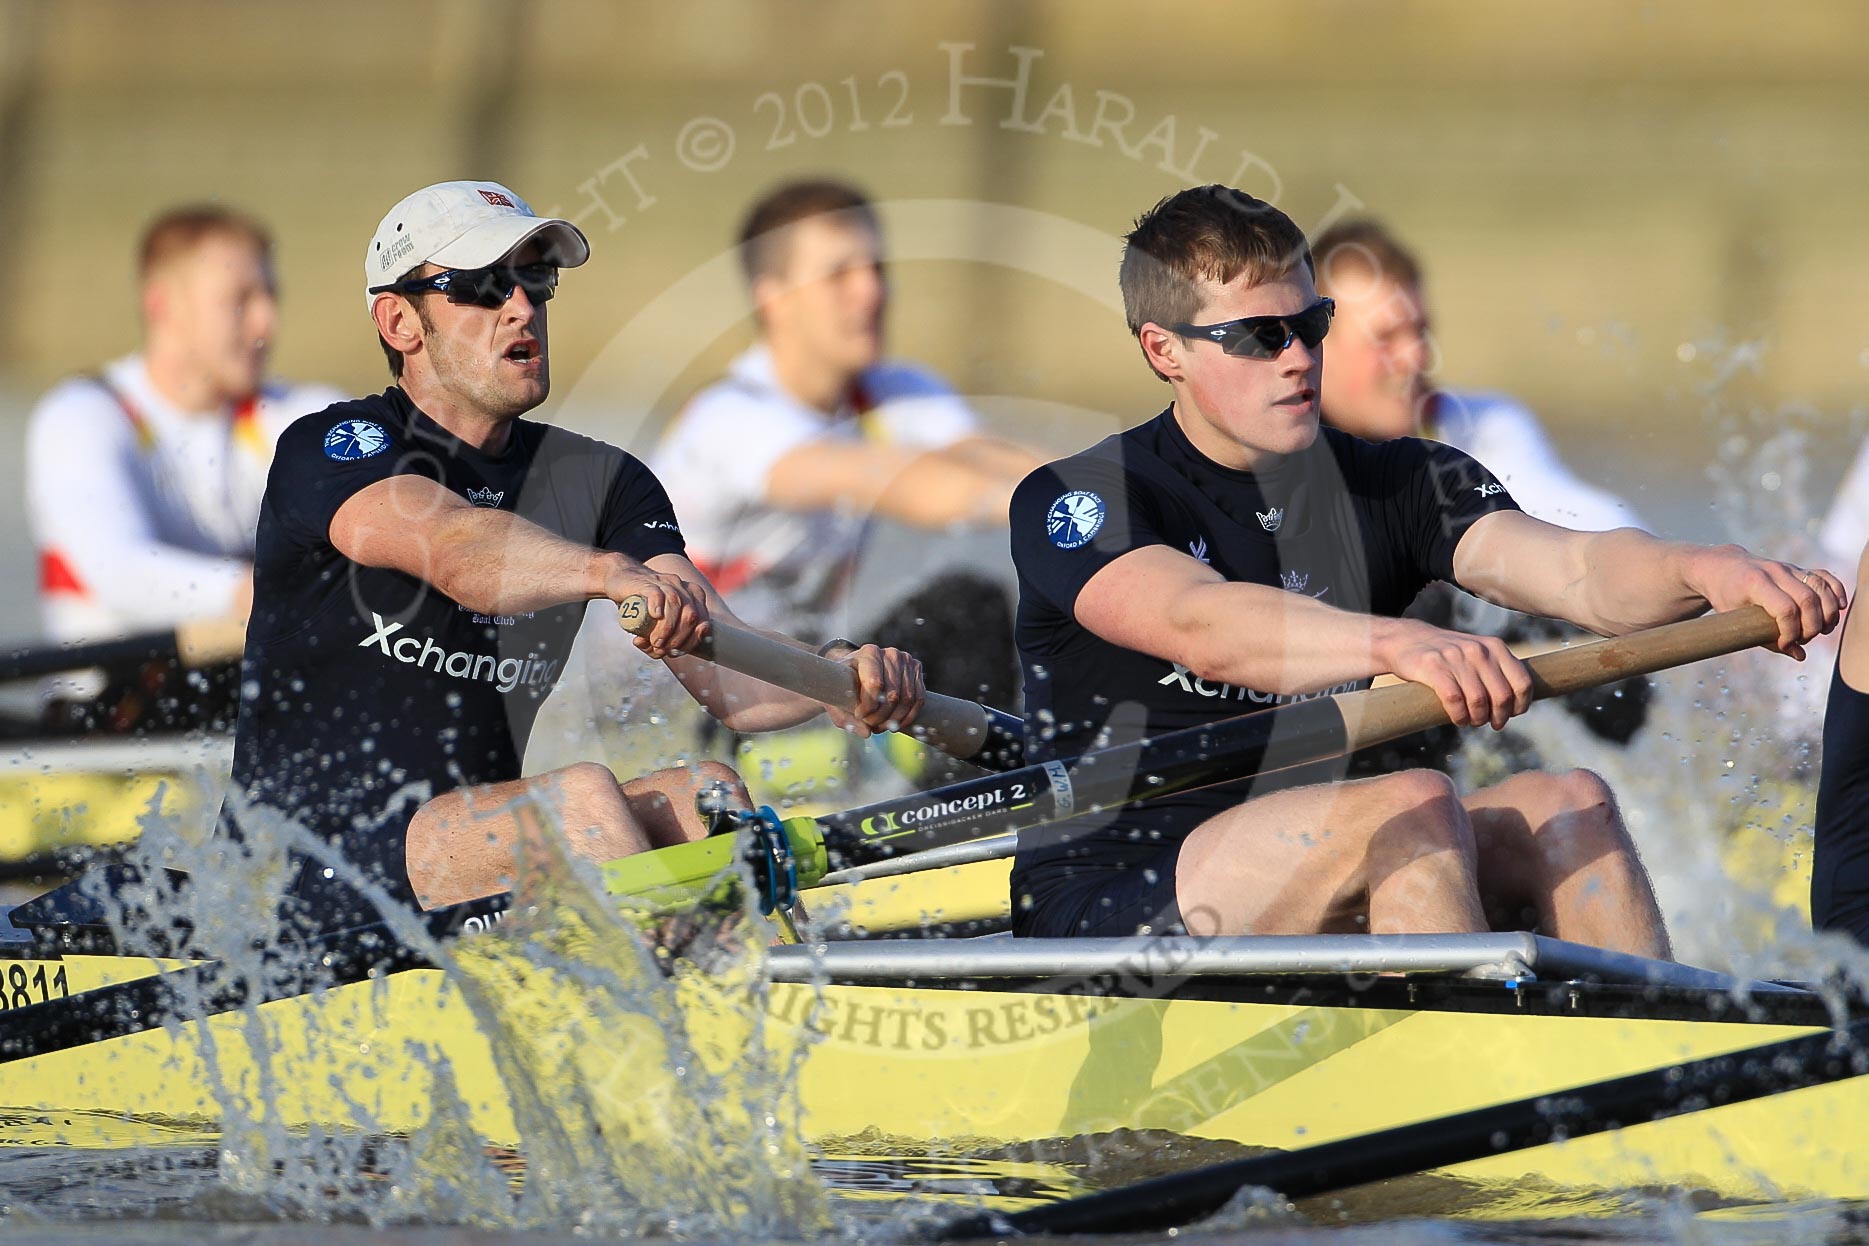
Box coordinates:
[138,204,272,282]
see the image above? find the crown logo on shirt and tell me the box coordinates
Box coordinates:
[1280,568,1309,594]
[1257,507,1284,533]
[465,486,505,508]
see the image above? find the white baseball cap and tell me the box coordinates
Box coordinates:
[364,180,590,309]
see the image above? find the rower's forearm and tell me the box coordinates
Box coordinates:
[430,509,617,615]
[944,437,1046,481]
[1170,584,1385,694]
[875,452,1014,528]
[1564,529,1713,635]
[666,651,827,732]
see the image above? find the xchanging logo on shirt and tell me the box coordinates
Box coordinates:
[358,613,560,692]
[1047,490,1106,549]
[1157,662,1361,706]
[324,420,391,462]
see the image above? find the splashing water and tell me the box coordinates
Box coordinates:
[1456,352,1868,985]
[429,796,828,1237]
[8,774,832,1237]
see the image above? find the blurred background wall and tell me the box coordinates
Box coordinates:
[0,0,1864,639]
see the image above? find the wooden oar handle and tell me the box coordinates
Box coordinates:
[174,617,248,667]
[1337,605,1780,752]
[617,595,1017,764]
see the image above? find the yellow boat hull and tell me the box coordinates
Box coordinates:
[0,943,1853,1213]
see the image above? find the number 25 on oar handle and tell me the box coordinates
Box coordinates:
[616,594,1025,769]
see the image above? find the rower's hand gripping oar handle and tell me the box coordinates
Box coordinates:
[616,594,1024,767]
[1337,604,1780,752]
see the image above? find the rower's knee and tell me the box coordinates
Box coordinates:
[1551,767,1614,814]
[1364,768,1463,824]
[1525,768,1629,861]
[553,761,627,812]
[1358,769,1473,860]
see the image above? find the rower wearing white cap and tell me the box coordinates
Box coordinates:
[223,180,926,925]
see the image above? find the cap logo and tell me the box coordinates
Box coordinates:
[379,232,415,273]
[479,189,515,208]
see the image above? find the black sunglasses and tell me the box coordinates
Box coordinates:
[368,263,559,309]
[1172,297,1334,359]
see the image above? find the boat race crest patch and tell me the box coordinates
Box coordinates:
[324,419,391,462]
[1047,490,1106,549]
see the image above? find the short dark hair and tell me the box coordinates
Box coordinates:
[1312,219,1423,295]
[737,179,881,286]
[1120,185,1313,380]
[138,204,271,282]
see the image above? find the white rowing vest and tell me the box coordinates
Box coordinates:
[24,354,343,643]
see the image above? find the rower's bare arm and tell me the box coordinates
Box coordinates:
[329,476,708,655]
[939,436,1047,481]
[766,440,1014,527]
[1842,544,1869,690]
[1453,510,1844,657]
[648,553,925,735]
[1073,546,1532,729]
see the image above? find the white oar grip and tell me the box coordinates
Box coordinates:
[617,595,1001,761]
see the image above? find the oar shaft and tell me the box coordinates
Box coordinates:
[617,594,1023,767]
[812,694,1333,868]
[814,606,1782,872]
[0,617,247,684]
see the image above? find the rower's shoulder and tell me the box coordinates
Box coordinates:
[670,367,781,431]
[858,358,955,403]
[1317,423,1475,476]
[256,378,349,420]
[274,388,400,451]
[27,373,129,436]
[1011,428,1141,510]
[519,418,656,477]
[1432,390,1545,448]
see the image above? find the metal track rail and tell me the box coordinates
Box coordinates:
[768,933,1810,995]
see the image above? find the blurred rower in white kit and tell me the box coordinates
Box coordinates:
[23,204,341,733]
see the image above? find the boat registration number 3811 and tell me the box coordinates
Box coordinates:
[0,963,69,1010]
